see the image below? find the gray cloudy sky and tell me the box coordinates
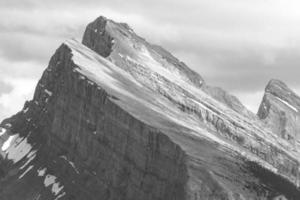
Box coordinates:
[1,0,300,120]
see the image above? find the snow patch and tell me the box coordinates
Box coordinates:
[44,174,64,196]
[44,89,53,96]
[0,128,6,136]
[23,107,29,113]
[19,165,34,179]
[54,192,66,200]
[60,155,79,174]
[6,136,34,163]
[65,39,140,99]
[2,135,16,151]
[37,168,47,177]
[20,150,37,170]
[52,182,64,196]
[275,96,298,112]
[88,80,94,85]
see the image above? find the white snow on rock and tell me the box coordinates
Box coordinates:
[37,167,47,177]
[118,53,124,58]
[19,150,37,170]
[60,155,79,174]
[65,39,142,99]
[0,133,36,167]
[0,128,6,136]
[23,107,29,113]
[54,192,66,200]
[44,174,65,196]
[2,135,16,151]
[19,165,34,179]
[44,174,56,186]
[275,96,298,112]
[52,182,64,196]
[44,89,53,96]
[88,80,94,85]
[6,136,34,163]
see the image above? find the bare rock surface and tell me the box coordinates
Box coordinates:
[0,16,299,200]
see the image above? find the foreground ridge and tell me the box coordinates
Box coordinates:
[0,16,299,200]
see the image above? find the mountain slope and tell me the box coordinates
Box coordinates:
[0,16,299,200]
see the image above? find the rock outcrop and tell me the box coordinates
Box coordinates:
[0,16,300,200]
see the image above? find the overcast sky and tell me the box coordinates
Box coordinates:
[1,0,300,120]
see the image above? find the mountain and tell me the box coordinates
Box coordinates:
[258,79,300,147]
[0,16,299,200]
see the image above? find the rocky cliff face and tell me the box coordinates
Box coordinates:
[0,16,300,200]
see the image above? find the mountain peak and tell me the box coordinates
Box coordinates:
[258,78,300,144]
[94,15,109,23]
[263,79,300,109]
[265,79,289,94]
[82,16,114,57]
[82,16,205,89]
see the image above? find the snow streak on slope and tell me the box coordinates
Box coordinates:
[274,96,298,112]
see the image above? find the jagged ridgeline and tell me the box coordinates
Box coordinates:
[0,16,300,200]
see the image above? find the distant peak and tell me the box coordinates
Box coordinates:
[87,16,111,32]
[85,16,133,35]
[265,79,290,96]
[266,79,288,90]
[93,15,109,25]
[258,78,300,118]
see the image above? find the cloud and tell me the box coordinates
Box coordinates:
[0,58,42,120]
[0,77,37,121]
[235,91,265,113]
